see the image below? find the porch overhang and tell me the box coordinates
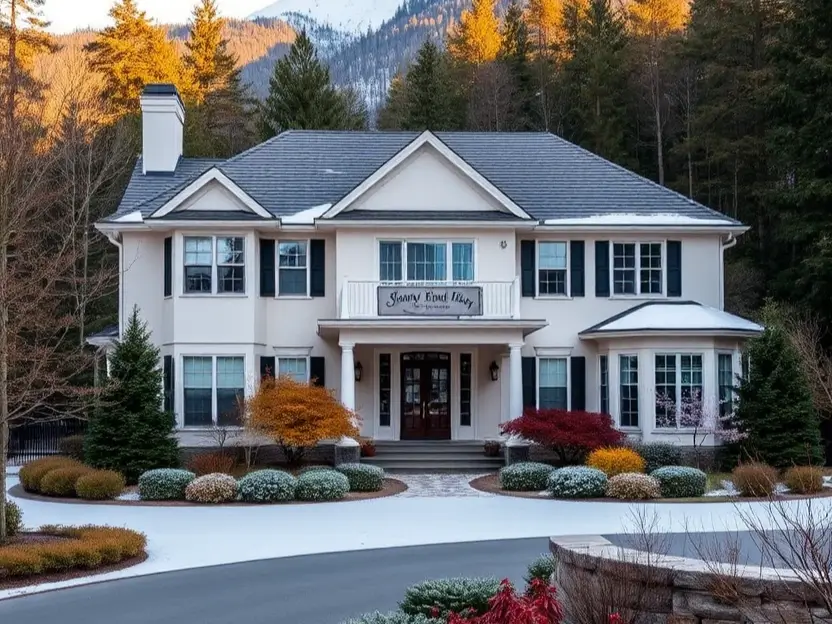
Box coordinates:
[317,318,548,342]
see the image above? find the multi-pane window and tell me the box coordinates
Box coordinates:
[379,354,391,427]
[216,357,244,426]
[612,242,663,295]
[183,236,246,294]
[460,353,472,426]
[599,355,609,415]
[654,354,677,428]
[538,242,567,296]
[278,241,307,295]
[278,357,308,383]
[538,358,568,410]
[183,356,213,426]
[654,354,704,428]
[619,355,639,427]
[183,356,245,427]
[378,241,474,282]
[718,353,734,417]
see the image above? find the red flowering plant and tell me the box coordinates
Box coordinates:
[500,409,625,464]
[444,579,564,624]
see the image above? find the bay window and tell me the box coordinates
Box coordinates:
[599,355,609,415]
[654,353,704,428]
[718,353,734,417]
[183,355,245,427]
[378,240,474,282]
[619,354,639,427]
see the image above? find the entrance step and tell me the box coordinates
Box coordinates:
[364,441,504,473]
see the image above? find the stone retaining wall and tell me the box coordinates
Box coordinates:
[550,535,831,624]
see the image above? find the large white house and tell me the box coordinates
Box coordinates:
[94,84,762,453]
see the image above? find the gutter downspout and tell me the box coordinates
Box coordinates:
[720,233,737,310]
[105,232,124,339]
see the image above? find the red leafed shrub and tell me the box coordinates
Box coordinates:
[500,409,625,464]
[446,579,564,624]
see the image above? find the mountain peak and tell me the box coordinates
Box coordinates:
[249,0,404,33]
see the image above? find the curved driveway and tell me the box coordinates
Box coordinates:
[0,538,547,624]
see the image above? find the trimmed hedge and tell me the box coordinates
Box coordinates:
[19,457,82,493]
[650,466,707,498]
[606,473,661,500]
[75,470,126,500]
[184,473,238,504]
[0,525,146,579]
[784,466,824,495]
[138,469,196,501]
[5,501,22,537]
[237,470,297,503]
[39,466,94,497]
[499,462,553,491]
[586,447,645,476]
[630,442,682,474]
[336,464,384,492]
[295,470,350,502]
[547,466,608,499]
[400,577,501,618]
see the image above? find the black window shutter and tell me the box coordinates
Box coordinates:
[570,356,586,411]
[667,240,682,297]
[595,241,610,297]
[259,356,275,379]
[310,356,326,387]
[520,241,535,297]
[260,239,275,297]
[163,237,172,297]
[163,355,173,412]
[570,241,585,297]
[521,357,536,409]
[310,239,326,297]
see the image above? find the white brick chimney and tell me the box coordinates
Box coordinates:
[139,84,185,174]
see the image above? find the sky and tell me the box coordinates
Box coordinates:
[42,0,269,33]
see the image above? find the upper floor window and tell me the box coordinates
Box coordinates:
[278,241,308,296]
[379,240,474,283]
[612,242,662,295]
[538,241,567,296]
[184,236,245,294]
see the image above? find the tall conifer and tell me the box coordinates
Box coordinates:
[448,0,501,65]
[402,40,458,131]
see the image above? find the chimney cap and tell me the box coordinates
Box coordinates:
[141,83,183,106]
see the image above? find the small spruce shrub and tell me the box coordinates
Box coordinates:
[342,613,441,624]
[185,473,238,504]
[295,470,350,501]
[19,457,82,493]
[400,577,501,618]
[75,470,126,500]
[586,447,645,476]
[237,470,297,503]
[58,435,86,461]
[138,468,196,501]
[524,554,556,586]
[547,466,608,499]
[336,463,384,492]
[5,500,23,537]
[784,466,824,495]
[650,466,707,498]
[630,442,682,473]
[606,473,661,500]
[499,462,553,491]
[732,462,778,497]
[186,452,235,477]
[39,466,93,497]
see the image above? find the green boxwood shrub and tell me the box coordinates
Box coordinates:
[650,466,707,498]
[546,466,608,499]
[295,470,350,501]
[138,468,196,501]
[5,500,22,537]
[630,442,682,474]
[237,470,297,503]
[499,462,553,491]
[341,613,441,624]
[336,463,384,492]
[400,577,501,618]
[525,554,556,586]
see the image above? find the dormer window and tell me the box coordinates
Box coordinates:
[379,240,474,282]
[184,236,246,294]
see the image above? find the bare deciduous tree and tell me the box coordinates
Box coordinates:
[466,62,517,131]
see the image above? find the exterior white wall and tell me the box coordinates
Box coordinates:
[174,181,253,213]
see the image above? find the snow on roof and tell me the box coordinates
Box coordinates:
[543,214,736,226]
[114,210,144,223]
[280,204,332,225]
[581,301,763,337]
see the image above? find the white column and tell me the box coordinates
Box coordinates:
[509,343,524,420]
[338,342,359,448]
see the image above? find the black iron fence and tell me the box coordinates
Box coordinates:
[6,418,87,466]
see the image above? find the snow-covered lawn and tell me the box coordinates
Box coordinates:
[4,473,832,600]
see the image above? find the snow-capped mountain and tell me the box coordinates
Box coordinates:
[249,0,404,34]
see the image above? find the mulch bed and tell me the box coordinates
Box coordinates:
[469,473,832,504]
[9,477,408,507]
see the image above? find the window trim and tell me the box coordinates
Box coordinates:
[653,352,706,430]
[375,238,477,283]
[599,354,609,415]
[181,354,246,428]
[182,234,248,296]
[717,350,736,418]
[618,353,639,429]
[535,240,570,298]
[273,347,313,383]
[535,356,570,410]
[608,240,666,298]
[277,239,311,298]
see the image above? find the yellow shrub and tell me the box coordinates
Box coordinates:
[784,466,824,495]
[19,457,82,493]
[39,466,93,497]
[586,447,646,476]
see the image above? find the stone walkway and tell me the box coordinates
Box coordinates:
[391,473,493,497]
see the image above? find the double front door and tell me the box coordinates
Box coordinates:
[401,352,451,440]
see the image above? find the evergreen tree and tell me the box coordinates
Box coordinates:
[499,1,536,130]
[85,0,183,115]
[402,40,458,131]
[734,326,824,468]
[448,0,501,65]
[377,73,408,129]
[338,86,369,130]
[85,307,178,483]
[260,30,350,138]
[183,0,238,104]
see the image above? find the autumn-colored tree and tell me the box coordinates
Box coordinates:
[247,375,358,466]
[448,0,501,65]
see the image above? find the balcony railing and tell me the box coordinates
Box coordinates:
[340,279,520,319]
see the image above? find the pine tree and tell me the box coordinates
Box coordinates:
[85,307,178,484]
[448,0,501,65]
[260,30,350,138]
[734,326,824,468]
[402,40,458,131]
[85,0,183,116]
[377,73,408,129]
[499,1,536,130]
[183,0,237,104]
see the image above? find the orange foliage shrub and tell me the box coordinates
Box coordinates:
[247,375,359,466]
[187,452,235,476]
[586,447,646,477]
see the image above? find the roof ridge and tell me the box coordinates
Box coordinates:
[221,130,297,166]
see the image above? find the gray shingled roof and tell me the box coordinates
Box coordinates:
[332,210,526,221]
[106,131,739,224]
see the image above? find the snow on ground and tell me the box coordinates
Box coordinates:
[5,473,832,600]
[392,473,492,498]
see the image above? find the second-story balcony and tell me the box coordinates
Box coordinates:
[340,279,521,320]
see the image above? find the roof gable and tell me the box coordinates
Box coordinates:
[148,168,272,219]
